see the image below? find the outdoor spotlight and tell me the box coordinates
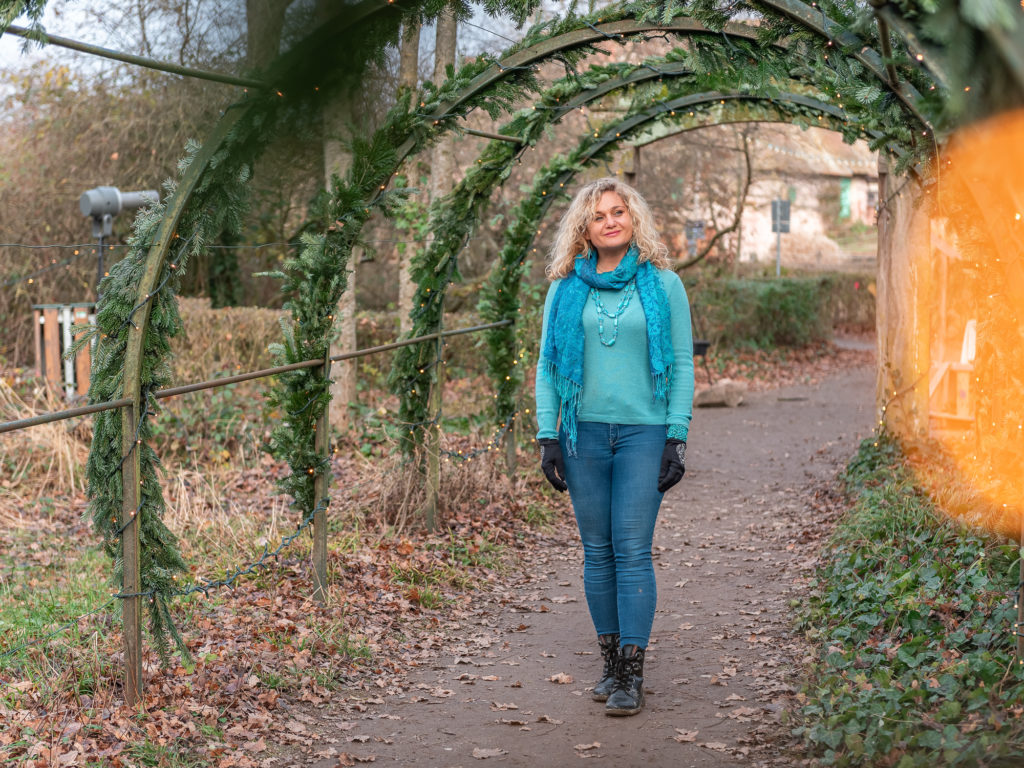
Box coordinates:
[79,186,159,237]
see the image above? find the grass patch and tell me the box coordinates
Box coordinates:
[795,433,1024,766]
[125,739,206,768]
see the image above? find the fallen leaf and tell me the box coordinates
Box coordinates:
[473,747,507,759]
[728,706,760,719]
[536,714,563,724]
[574,742,601,751]
[549,672,573,684]
[701,742,729,751]
[674,730,698,743]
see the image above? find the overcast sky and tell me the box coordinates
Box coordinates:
[0,0,581,77]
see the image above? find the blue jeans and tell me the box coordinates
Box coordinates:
[560,422,666,648]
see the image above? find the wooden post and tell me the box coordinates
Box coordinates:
[424,327,444,532]
[33,308,43,382]
[120,400,143,706]
[504,414,517,478]
[1018,513,1023,663]
[73,306,92,399]
[43,307,61,391]
[312,352,331,603]
[61,306,74,400]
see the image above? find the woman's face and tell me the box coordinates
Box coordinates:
[585,191,633,255]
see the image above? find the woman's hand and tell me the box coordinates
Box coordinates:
[539,438,568,492]
[657,439,686,492]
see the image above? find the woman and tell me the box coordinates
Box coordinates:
[535,177,694,716]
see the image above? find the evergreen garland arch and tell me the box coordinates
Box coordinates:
[390,24,932,449]
[66,0,992,655]
[480,90,869,430]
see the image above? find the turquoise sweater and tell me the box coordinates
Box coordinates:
[535,268,695,442]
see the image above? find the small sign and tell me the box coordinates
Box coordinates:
[684,219,705,257]
[771,199,790,233]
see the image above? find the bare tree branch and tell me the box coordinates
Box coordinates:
[675,127,753,271]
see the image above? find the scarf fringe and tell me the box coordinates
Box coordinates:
[651,365,673,402]
[542,248,675,457]
[542,358,583,456]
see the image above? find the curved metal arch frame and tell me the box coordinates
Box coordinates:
[125,0,936,357]
[480,89,864,425]
[110,2,937,633]
[127,7,931,370]
[757,0,930,127]
[518,90,859,259]
[393,10,930,179]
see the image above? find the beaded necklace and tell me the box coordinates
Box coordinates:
[590,277,636,346]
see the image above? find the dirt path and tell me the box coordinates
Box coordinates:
[278,362,876,768]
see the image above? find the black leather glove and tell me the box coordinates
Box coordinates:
[657,439,686,493]
[539,438,567,492]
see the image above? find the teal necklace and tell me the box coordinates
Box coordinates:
[591,277,636,346]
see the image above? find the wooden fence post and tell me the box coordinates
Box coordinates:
[120,400,143,705]
[1018,513,1023,663]
[504,414,517,478]
[424,326,444,532]
[43,307,61,391]
[312,351,331,603]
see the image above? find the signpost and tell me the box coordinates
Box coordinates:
[684,219,705,259]
[771,199,790,277]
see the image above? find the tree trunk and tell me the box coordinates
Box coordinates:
[316,0,359,429]
[322,95,359,430]
[398,21,421,336]
[398,21,421,89]
[429,10,458,202]
[876,155,930,440]
[246,0,292,69]
[421,9,457,529]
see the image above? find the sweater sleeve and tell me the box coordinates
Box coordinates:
[534,281,561,440]
[663,271,694,442]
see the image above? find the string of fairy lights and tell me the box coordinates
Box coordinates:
[6,3,998,676]
[1,229,534,665]
[0,232,519,290]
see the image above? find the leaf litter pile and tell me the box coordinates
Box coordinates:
[0,341,871,767]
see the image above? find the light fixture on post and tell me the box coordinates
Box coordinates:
[79,186,159,294]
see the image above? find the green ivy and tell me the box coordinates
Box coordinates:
[795,433,1024,766]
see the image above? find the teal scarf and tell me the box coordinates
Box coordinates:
[541,245,674,455]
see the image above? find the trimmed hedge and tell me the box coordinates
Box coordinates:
[690,275,874,349]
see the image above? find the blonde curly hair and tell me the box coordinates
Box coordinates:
[545,177,670,279]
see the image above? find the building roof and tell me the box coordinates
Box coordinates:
[753,125,878,178]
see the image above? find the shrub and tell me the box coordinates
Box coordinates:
[795,433,1024,766]
[171,298,285,383]
[693,277,833,349]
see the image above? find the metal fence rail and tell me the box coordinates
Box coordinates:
[0,319,512,435]
[0,317,514,702]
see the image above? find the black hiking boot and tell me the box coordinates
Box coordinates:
[591,634,620,701]
[605,645,645,716]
